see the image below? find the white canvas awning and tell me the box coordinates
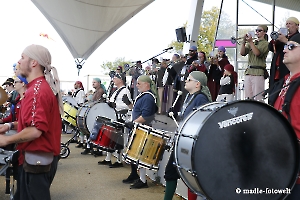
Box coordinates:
[31,0,154,60]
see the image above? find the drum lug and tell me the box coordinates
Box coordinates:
[181,134,198,140]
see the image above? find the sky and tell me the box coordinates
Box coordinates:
[0,0,299,91]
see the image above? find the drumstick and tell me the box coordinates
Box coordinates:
[168,112,179,127]
[172,91,182,108]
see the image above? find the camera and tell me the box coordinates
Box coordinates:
[109,70,116,78]
[270,28,288,40]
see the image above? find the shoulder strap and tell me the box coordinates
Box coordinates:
[113,86,126,103]
[72,88,83,98]
[268,78,285,106]
[282,77,300,122]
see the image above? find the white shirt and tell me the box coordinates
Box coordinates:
[109,86,132,111]
[73,89,85,105]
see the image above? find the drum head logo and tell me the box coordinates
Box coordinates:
[228,107,238,117]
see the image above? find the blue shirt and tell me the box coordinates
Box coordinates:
[132,91,157,125]
[182,93,209,119]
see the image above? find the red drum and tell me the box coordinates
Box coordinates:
[91,117,124,152]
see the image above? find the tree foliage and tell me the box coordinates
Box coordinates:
[169,7,235,56]
[100,57,132,74]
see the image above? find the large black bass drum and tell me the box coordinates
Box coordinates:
[174,100,299,200]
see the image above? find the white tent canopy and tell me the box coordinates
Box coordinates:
[31,0,154,60]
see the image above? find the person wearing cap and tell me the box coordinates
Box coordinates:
[165,71,212,200]
[129,60,143,100]
[186,45,198,65]
[2,77,19,107]
[73,81,85,106]
[0,76,28,125]
[216,46,230,71]
[240,25,269,101]
[268,17,299,92]
[91,77,106,102]
[70,81,85,144]
[269,34,300,200]
[0,44,62,200]
[98,72,132,168]
[121,75,159,189]
[216,64,238,102]
[81,77,106,155]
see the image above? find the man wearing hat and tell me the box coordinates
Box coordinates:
[121,75,158,189]
[81,77,106,154]
[70,81,85,144]
[2,77,18,107]
[240,24,269,101]
[98,72,132,168]
[165,71,212,200]
[268,17,299,92]
[216,64,237,102]
[0,44,62,200]
[129,60,143,100]
[269,34,300,200]
[186,45,198,65]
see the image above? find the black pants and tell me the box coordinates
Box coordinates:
[14,156,59,200]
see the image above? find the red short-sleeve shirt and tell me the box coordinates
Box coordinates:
[17,76,62,164]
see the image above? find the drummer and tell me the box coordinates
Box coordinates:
[81,78,106,155]
[71,81,85,144]
[98,72,132,168]
[121,75,159,189]
[165,71,212,200]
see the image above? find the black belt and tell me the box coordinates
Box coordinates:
[249,66,265,70]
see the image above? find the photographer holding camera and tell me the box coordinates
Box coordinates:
[268,17,299,91]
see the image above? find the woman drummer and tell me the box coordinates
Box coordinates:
[165,71,212,200]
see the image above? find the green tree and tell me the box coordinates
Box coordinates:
[100,57,132,74]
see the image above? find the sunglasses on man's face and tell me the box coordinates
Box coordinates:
[255,29,264,32]
[284,43,300,51]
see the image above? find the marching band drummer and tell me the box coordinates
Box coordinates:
[121,75,159,189]
[71,81,85,144]
[98,72,132,168]
[165,71,212,200]
[81,78,106,155]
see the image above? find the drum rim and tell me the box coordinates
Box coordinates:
[174,100,300,198]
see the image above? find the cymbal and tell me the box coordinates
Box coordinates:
[0,86,8,105]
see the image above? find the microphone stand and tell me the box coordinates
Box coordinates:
[124,47,173,74]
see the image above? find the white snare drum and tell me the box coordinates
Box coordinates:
[174,100,299,199]
[76,102,117,135]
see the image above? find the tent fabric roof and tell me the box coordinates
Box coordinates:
[31,0,154,60]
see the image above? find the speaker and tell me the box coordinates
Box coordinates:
[175,27,187,42]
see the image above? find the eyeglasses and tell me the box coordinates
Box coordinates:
[189,50,195,52]
[14,81,22,84]
[284,43,300,51]
[255,29,264,32]
[186,78,199,82]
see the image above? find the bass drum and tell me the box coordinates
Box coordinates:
[76,102,117,135]
[174,100,299,200]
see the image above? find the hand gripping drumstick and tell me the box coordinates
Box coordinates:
[168,112,179,128]
[172,91,182,108]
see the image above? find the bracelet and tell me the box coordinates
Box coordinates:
[4,123,11,130]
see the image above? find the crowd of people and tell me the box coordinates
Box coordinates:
[0,16,299,200]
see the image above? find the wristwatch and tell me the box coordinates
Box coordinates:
[10,122,14,130]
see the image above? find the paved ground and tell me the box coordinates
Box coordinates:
[0,114,183,200]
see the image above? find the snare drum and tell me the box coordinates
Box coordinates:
[76,102,117,135]
[62,96,78,129]
[92,119,124,152]
[174,100,299,199]
[123,124,170,170]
